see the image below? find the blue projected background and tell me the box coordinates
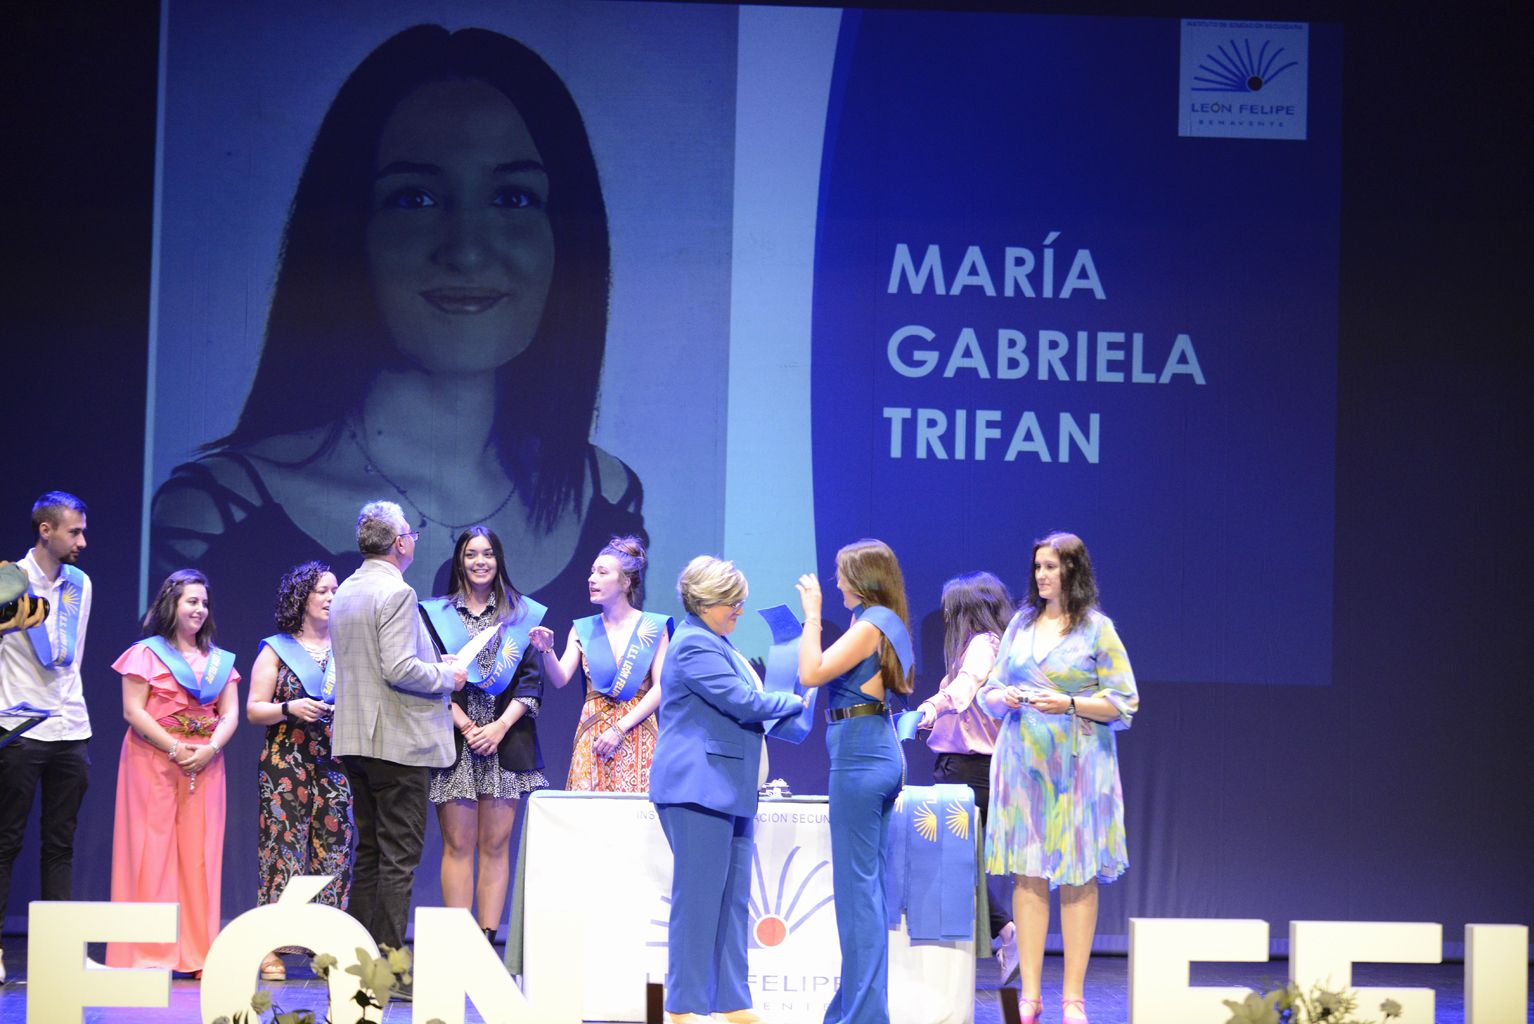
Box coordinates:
[11,0,1532,964]
[136,0,1349,942]
[810,12,1341,687]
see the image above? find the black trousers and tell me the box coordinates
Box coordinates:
[342,755,428,953]
[0,734,90,926]
[932,750,1010,941]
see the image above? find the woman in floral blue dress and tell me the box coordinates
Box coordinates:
[980,533,1138,1024]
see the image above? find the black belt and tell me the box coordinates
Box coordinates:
[826,701,887,723]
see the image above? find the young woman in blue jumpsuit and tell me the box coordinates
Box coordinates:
[795,539,914,1024]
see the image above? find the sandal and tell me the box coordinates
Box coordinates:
[260,954,286,982]
[1061,997,1089,1024]
[1017,995,1043,1024]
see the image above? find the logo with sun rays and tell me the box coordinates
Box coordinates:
[1179,20,1310,141]
[496,634,521,672]
[1192,38,1298,93]
[908,797,971,844]
[59,581,80,613]
[634,616,660,648]
[647,845,833,950]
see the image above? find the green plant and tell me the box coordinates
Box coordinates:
[1223,981,1403,1024]
[212,946,444,1024]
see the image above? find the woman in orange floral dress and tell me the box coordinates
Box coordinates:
[530,535,669,792]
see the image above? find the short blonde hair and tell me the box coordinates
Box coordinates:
[677,555,748,616]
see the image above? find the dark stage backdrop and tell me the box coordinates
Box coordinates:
[3,1,1530,958]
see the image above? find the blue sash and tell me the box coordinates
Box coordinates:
[884,784,977,941]
[574,611,672,702]
[139,636,236,704]
[855,604,915,675]
[421,597,548,698]
[757,603,817,744]
[26,564,84,668]
[258,634,336,704]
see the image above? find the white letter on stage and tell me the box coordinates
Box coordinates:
[1465,923,1527,1024]
[1289,921,1441,1024]
[26,900,176,1024]
[414,907,557,1023]
[26,901,176,1017]
[887,325,939,377]
[1127,918,1269,1024]
[201,875,377,1024]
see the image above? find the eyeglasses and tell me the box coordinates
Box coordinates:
[398,530,421,542]
[712,601,745,612]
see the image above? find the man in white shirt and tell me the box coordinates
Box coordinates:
[0,492,92,982]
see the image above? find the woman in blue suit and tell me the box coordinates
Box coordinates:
[650,556,805,1024]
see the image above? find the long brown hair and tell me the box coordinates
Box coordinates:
[446,526,526,623]
[835,539,914,695]
[1019,532,1100,635]
[142,568,216,653]
[940,571,1014,678]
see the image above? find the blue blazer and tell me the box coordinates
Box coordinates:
[650,614,802,818]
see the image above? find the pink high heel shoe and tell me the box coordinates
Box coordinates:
[1017,995,1043,1024]
[1061,997,1089,1024]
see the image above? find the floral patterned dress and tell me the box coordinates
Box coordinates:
[981,609,1139,888]
[565,647,657,793]
[256,654,353,908]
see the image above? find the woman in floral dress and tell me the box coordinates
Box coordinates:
[980,533,1139,1024]
[246,561,353,980]
[531,535,669,792]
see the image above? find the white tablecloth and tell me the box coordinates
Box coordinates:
[509,791,978,1024]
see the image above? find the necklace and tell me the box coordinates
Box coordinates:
[346,421,518,531]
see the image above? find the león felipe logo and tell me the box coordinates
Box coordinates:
[649,846,834,949]
[1192,37,1299,94]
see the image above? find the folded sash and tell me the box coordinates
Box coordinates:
[757,603,817,743]
[883,783,977,941]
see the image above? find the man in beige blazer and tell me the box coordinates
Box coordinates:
[331,500,466,980]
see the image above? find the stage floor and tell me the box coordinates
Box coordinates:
[0,943,1515,1023]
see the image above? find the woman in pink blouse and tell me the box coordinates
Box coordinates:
[107,569,240,973]
[916,570,1017,980]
